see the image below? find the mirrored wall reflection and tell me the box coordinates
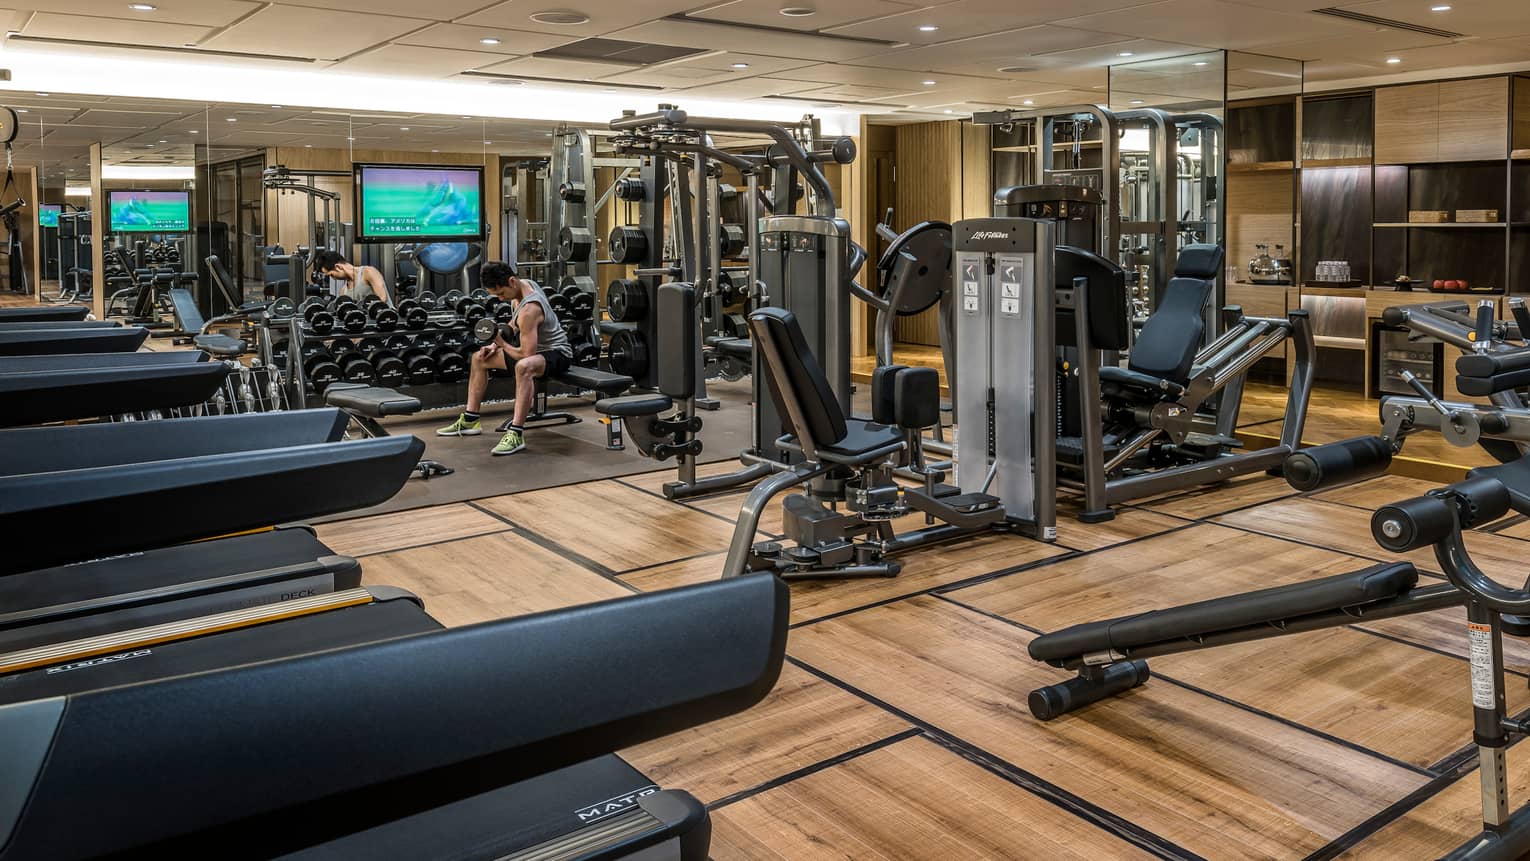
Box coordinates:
[1220,54,1303,294]
[10,98,93,305]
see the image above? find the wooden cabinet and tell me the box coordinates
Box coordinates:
[1375,78,1509,164]
[1439,77,1509,161]
[1375,83,1438,164]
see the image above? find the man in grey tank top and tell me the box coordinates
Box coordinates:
[438,261,574,456]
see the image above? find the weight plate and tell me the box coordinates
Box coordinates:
[557,225,594,263]
[494,302,516,323]
[339,308,367,334]
[473,317,498,343]
[559,180,586,203]
[329,338,356,354]
[402,304,429,330]
[614,177,645,202]
[358,337,385,355]
[607,278,647,323]
[417,291,438,310]
[720,224,746,258]
[607,329,650,379]
[385,334,413,353]
[269,297,296,318]
[608,226,648,264]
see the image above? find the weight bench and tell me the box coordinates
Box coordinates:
[489,362,634,441]
[0,305,90,323]
[324,382,453,478]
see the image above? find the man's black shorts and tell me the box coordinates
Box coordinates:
[542,348,572,377]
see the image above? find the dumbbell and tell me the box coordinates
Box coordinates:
[441,289,463,307]
[333,349,377,385]
[434,347,469,383]
[366,301,400,332]
[416,331,446,352]
[720,224,746,258]
[416,291,439,310]
[328,337,357,355]
[569,291,596,321]
[303,349,342,393]
[546,291,572,321]
[574,342,600,367]
[357,338,408,388]
[471,288,491,301]
[330,296,367,334]
[492,301,515,323]
[299,298,336,335]
[454,295,488,323]
[398,345,438,385]
[395,298,429,330]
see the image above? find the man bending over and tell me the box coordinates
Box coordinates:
[437,261,573,456]
[314,250,393,306]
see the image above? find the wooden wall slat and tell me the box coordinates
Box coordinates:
[893,121,960,345]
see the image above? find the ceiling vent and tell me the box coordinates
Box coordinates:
[1311,8,1463,38]
[996,66,1036,74]
[529,10,590,25]
[534,37,704,66]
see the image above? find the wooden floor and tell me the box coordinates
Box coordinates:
[316,460,1530,860]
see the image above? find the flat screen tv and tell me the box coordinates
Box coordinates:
[38,204,59,229]
[108,190,190,233]
[354,163,485,243]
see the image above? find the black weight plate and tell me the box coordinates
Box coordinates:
[879,221,953,316]
[385,334,413,353]
[472,317,498,343]
[402,304,429,329]
[614,176,645,201]
[418,291,438,310]
[720,224,746,258]
[608,226,647,264]
[547,293,571,320]
[607,329,650,378]
[569,291,596,321]
[358,337,385,355]
[373,353,407,388]
[607,278,647,323]
[559,180,586,202]
[339,308,367,333]
[434,348,468,383]
[558,225,594,263]
[269,297,296,318]
[329,338,356,354]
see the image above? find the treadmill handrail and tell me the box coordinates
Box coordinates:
[0,573,790,860]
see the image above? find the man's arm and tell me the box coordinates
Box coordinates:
[504,303,542,360]
[363,269,392,305]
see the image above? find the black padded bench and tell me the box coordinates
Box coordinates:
[324,383,452,478]
[0,305,91,323]
[488,363,635,443]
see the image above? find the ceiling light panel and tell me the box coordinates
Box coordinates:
[22,11,213,47]
[201,6,422,60]
[397,23,575,56]
[1055,0,1375,52]
[331,45,507,79]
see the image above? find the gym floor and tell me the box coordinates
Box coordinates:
[314,462,1530,859]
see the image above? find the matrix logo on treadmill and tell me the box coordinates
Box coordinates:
[574,785,661,823]
[970,231,1010,240]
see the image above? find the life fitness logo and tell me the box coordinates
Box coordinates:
[970,230,1011,240]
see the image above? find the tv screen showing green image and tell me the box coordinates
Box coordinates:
[38,204,59,229]
[354,163,485,242]
[108,190,190,233]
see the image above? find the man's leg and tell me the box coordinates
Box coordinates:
[494,353,546,456]
[439,349,508,436]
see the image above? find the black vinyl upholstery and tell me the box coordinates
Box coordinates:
[0,351,207,371]
[1468,456,1530,516]
[871,364,906,426]
[558,365,631,395]
[750,307,848,449]
[656,283,696,399]
[0,306,90,323]
[1028,561,1417,662]
[0,326,148,355]
[323,384,422,418]
[1056,246,1130,351]
[1124,244,1223,386]
[0,363,229,427]
[894,367,940,429]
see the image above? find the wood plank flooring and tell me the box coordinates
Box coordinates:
[321,455,1530,859]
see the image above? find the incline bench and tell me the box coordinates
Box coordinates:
[323,382,453,478]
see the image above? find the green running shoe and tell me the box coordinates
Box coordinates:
[436,414,482,436]
[492,429,526,456]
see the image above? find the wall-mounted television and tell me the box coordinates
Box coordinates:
[354,163,485,243]
[38,204,60,229]
[108,190,190,233]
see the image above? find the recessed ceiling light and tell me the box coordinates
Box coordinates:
[1129,99,1144,104]
[943,109,953,114]
[400,126,410,131]
[778,5,816,16]
[158,139,166,143]
[128,3,156,11]
[480,37,502,45]
[1118,51,1134,57]
[731,62,749,68]
[529,10,591,24]
[13,109,24,113]
[189,130,198,134]
[922,80,936,86]
[226,117,237,122]
[1430,3,1450,9]
[270,104,282,109]
[34,93,48,97]
[461,115,472,119]
[432,149,439,152]
[1021,99,1034,105]
[304,144,312,148]
[918,24,938,31]
[1386,56,1402,63]
[484,140,493,144]
[1192,61,1208,66]
[347,136,356,141]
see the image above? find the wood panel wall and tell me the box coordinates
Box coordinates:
[893,120,962,345]
[88,143,104,320]
[1227,169,1295,282]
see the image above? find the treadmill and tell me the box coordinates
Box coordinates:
[0,573,790,860]
[0,411,423,661]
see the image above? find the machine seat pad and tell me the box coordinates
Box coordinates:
[777,421,904,466]
[1028,562,1419,662]
[596,393,673,417]
[323,383,422,417]
[1468,456,1530,516]
[708,337,753,359]
[555,365,632,395]
[192,334,247,357]
[1099,365,1186,397]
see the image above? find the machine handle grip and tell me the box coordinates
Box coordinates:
[1511,298,1530,345]
[1474,300,1496,352]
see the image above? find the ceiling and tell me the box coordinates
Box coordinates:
[0,0,1524,128]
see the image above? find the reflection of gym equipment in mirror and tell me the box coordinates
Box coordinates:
[261,164,347,298]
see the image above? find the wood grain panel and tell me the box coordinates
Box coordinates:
[951,523,1364,632]
[619,461,742,496]
[893,121,960,345]
[708,735,1153,860]
[790,597,1428,859]
[1153,625,1530,766]
[1225,281,1288,320]
[356,530,630,627]
[1515,75,1530,153]
[1137,473,1298,518]
[1375,83,1439,164]
[622,663,908,804]
[1313,474,1440,509]
[1226,169,1295,286]
[1438,76,1508,162]
[476,479,741,570]
[313,503,509,557]
[1052,504,1186,552]
[626,532,1064,624]
[960,120,991,220]
[1356,605,1530,676]
[1215,497,1530,576]
[1341,755,1530,858]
